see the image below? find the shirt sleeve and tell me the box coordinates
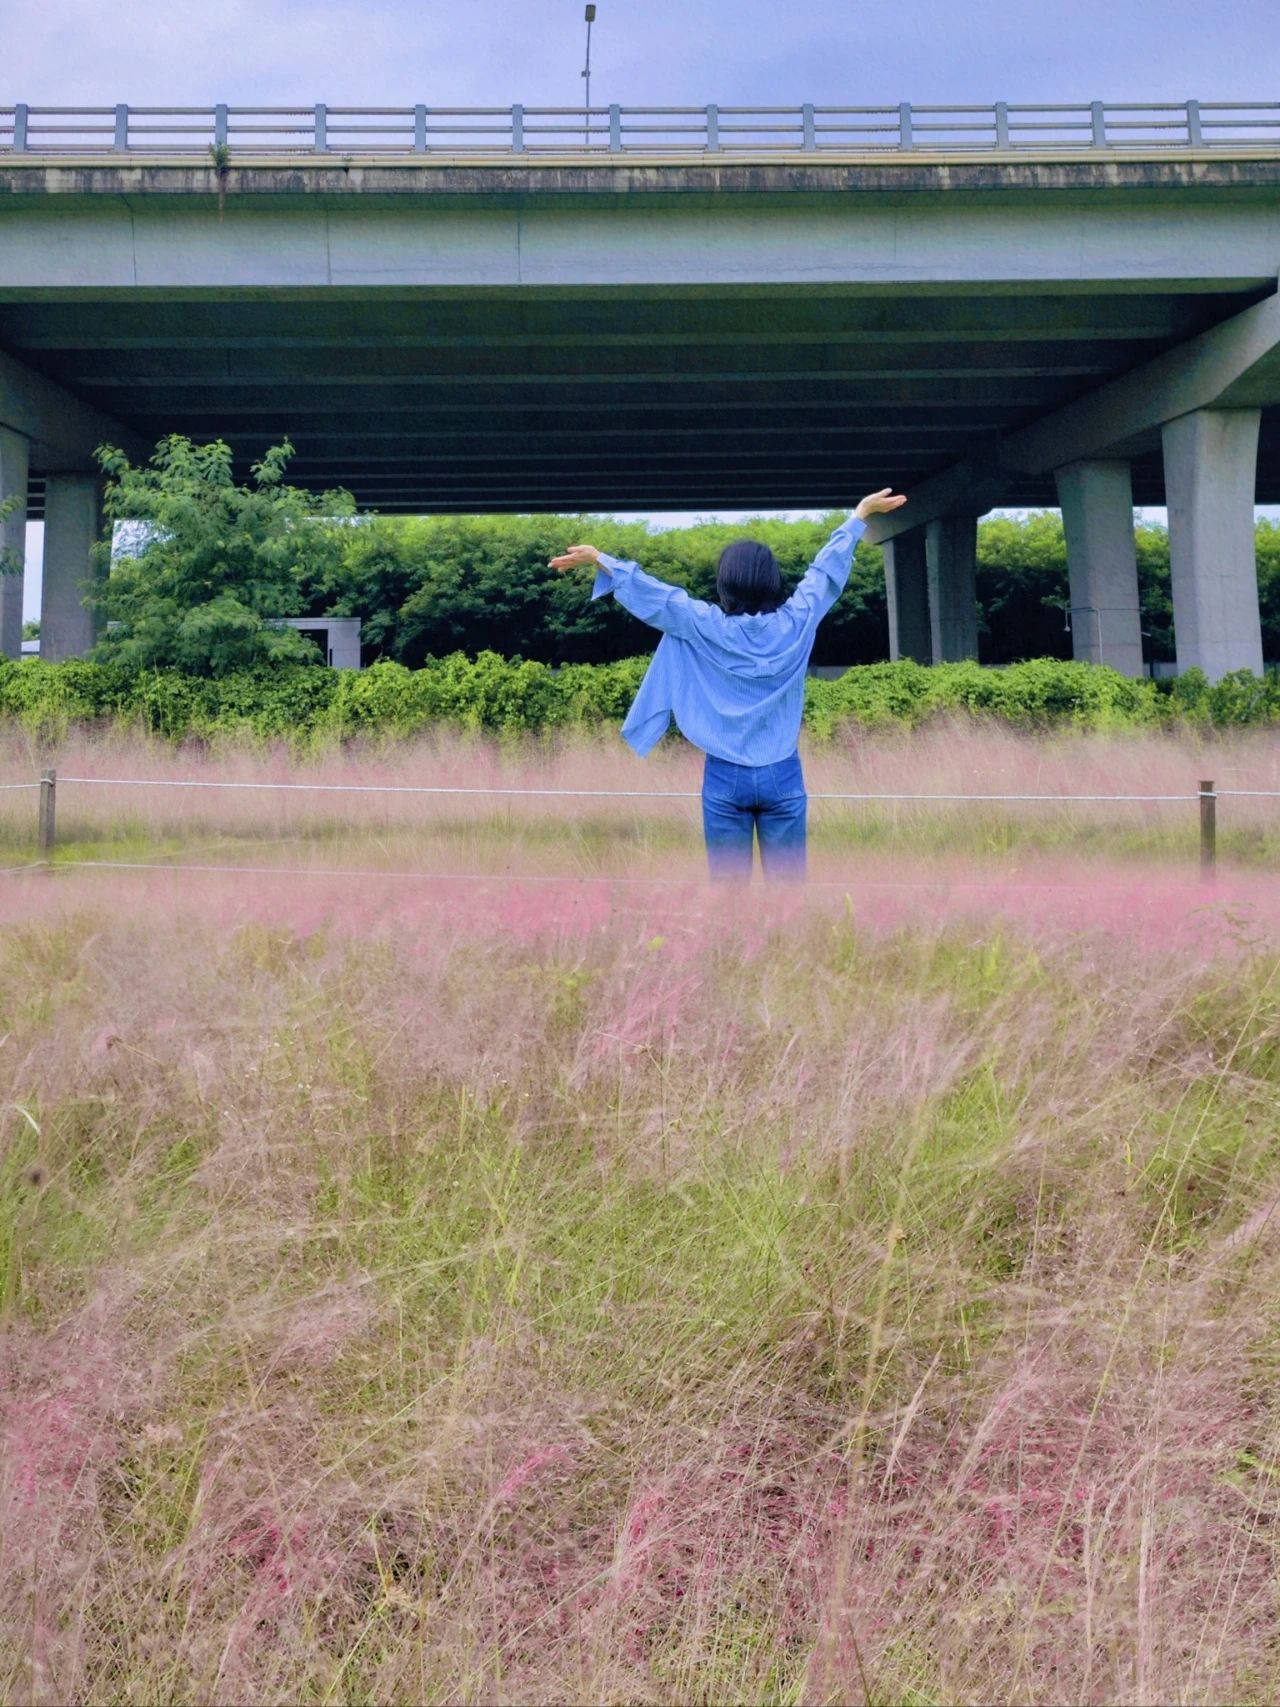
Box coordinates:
[780,513,867,628]
[589,554,715,642]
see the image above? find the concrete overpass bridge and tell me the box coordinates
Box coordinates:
[1,100,1279,677]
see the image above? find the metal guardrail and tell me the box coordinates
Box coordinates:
[1,101,1279,157]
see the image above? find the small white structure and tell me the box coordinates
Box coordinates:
[276,616,362,669]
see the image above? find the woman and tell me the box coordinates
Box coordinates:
[549,488,908,882]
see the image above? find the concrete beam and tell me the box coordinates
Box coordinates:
[925,514,979,662]
[0,425,29,660]
[864,454,1011,545]
[2,181,1279,294]
[1001,286,1280,474]
[869,282,1280,540]
[41,473,105,661]
[1053,461,1145,676]
[0,345,147,471]
[1162,408,1264,680]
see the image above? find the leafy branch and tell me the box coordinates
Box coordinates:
[0,493,23,577]
[209,142,231,222]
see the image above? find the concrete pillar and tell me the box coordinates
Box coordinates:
[882,529,932,662]
[1161,407,1263,681]
[1053,459,1145,676]
[925,513,979,662]
[41,473,105,660]
[0,425,30,660]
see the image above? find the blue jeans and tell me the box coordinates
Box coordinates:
[701,751,807,883]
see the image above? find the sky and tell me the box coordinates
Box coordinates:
[6,0,1275,111]
[7,0,1279,618]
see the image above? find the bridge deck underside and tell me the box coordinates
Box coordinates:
[5,283,1279,516]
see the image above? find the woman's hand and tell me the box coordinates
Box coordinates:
[854,489,908,521]
[548,543,603,571]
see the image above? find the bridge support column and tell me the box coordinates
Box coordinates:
[0,426,29,660]
[1161,408,1263,681]
[882,529,931,662]
[41,473,105,661]
[925,514,979,662]
[1053,459,1144,676]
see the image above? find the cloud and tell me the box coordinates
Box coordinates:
[6,0,1277,109]
[7,0,612,107]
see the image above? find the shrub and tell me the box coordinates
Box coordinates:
[803,657,1171,735]
[1207,667,1280,727]
[0,655,1276,748]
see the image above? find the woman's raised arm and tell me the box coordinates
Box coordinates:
[548,543,606,573]
[548,542,714,641]
[780,490,911,627]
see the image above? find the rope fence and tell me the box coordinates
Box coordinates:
[52,775,1218,802]
[0,768,1275,880]
[44,859,1239,893]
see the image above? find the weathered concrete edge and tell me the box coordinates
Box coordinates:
[0,345,148,469]
[2,154,1280,198]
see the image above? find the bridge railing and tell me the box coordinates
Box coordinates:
[2,101,1279,156]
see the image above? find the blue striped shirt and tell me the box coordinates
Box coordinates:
[589,512,867,765]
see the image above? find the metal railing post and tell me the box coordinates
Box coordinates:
[1199,779,1216,879]
[38,768,56,857]
[314,103,327,152]
[113,104,129,151]
[801,103,816,151]
[1186,99,1203,145]
[608,104,622,151]
[994,101,1010,148]
[13,103,28,151]
[705,104,720,151]
[214,103,228,147]
[511,104,524,152]
[414,104,428,152]
[1090,101,1107,147]
[898,102,914,149]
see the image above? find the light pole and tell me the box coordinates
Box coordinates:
[581,5,596,147]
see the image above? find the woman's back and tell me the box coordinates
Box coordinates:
[583,511,868,762]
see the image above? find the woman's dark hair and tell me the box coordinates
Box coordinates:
[716,539,783,616]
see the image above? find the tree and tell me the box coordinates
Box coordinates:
[976,510,1072,663]
[228,498,1280,672]
[1257,518,1280,662]
[91,436,356,676]
[0,493,22,580]
[303,509,893,667]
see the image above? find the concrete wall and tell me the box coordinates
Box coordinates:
[278,616,362,669]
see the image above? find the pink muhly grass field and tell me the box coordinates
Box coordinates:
[0,722,1278,1704]
[0,717,1277,879]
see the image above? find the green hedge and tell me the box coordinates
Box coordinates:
[1,654,1278,746]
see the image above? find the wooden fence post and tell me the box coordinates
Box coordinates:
[38,767,55,858]
[1199,779,1216,879]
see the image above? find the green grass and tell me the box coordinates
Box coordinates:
[2,889,1279,1701]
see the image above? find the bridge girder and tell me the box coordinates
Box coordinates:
[1,154,1278,674]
